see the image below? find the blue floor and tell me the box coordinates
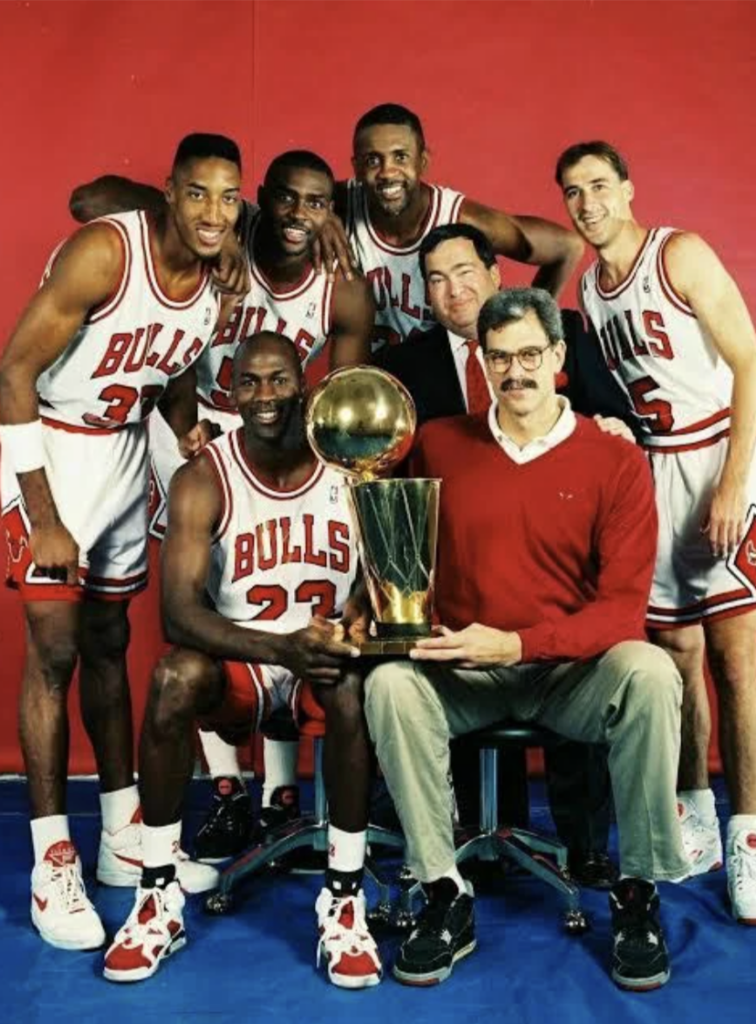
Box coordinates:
[2,777,753,1024]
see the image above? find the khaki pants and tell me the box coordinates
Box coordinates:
[364,640,688,883]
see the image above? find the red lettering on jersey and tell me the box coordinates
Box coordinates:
[255,520,278,571]
[293,329,317,361]
[182,336,204,367]
[608,316,633,362]
[367,268,386,311]
[93,333,133,378]
[624,310,649,357]
[146,325,165,366]
[328,521,351,572]
[155,329,185,375]
[213,305,256,348]
[642,310,673,360]
[598,324,619,371]
[303,513,327,566]
[280,517,303,564]
[400,274,421,320]
[384,267,400,309]
[232,534,255,581]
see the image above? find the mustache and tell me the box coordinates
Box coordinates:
[499,380,538,393]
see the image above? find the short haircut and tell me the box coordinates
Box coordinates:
[555,140,629,186]
[233,331,303,384]
[353,103,425,149]
[477,288,563,351]
[263,150,335,188]
[172,133,242,174]
[419,223,496,281]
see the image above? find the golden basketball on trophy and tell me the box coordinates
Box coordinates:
[306,366,441,655]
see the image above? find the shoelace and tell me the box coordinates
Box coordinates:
[316,894,379,968]
[52,862,90,914]
[118,888,176,949]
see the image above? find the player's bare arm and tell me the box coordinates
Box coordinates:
[0,223,125,583]
[666,231,756,556]
[162,457,359,680]
[328,272,375,369]
[460,198,584,298]
[70,175,249,298]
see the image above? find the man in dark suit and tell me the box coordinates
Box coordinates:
[376,223,632,887]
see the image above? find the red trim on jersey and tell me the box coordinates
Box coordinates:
[201,443,233,542]
[228,428,325,499]
[322,276,335,339]
[450,191,465,224]
[595,228,659,299]
[139,211,210,309]
[657,232,696,317]
[363,182,443,256]
[40,415,130,436]
[643,428,730,454]
[87,570,148,587]
[249,221,317,300]
[664,407,730,436]
[87,218,131,324]
[647,585,756,627]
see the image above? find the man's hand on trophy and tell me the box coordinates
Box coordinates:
[409,623,523,668]
[286,615,360,683]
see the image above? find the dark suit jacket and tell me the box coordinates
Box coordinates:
[375,309,634,430]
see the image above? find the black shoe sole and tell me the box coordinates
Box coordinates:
[611,966,671,992]
[392,939,477,986]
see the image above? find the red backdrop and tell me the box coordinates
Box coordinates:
[1,0,754,772]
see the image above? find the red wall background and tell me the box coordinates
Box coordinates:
[1,0,754,773]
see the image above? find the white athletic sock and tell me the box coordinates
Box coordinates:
[262,738,299,806]
[199,730,244,780]
[31,814,71,865]
[327,825,367,874]
[727,814,756,839]
[141,821,182,869]
[678,787,718,823]
[100,784,139,833]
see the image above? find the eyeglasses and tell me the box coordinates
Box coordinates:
[482,345,552,373]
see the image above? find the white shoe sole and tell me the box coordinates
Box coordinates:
[32,907,106,951]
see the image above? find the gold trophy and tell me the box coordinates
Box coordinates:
[306,366,441,655]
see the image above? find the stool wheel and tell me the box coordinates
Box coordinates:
[205,891,234,915]
[563,909,589,935]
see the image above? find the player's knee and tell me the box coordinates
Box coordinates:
[80,603,131,664]
[26,614,79,692]
[707,640,754,695]
[316,671,364,728]
[150,650,217,731]
[363,660,420,728]
[614,642,682,717]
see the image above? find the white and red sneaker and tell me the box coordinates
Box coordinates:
[103,881,186,982]
[676,800,723,879]
[31,840,106,950]
[315,887,382,989]
[97,810,218,894]
[728,828,756,925]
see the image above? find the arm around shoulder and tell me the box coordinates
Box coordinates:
[69,175,165,223]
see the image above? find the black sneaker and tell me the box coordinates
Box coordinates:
[193,778,252,863]
[610,878,670,991]
[258,785,301,836]
[393,878,476,986]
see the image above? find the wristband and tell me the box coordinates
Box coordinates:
[0,419,46,474]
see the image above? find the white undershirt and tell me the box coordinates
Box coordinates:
[488,396,577,465]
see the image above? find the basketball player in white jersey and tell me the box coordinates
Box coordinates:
[0,133,243,951]
[103,333,382,988]
[557,140,756,924]
[69,150,375,863]
[340,103,585,348]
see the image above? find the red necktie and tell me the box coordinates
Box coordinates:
[464,340,491,414]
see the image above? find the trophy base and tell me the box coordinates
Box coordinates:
[356,638,420,658]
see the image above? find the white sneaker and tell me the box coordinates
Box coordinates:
[31,840,106,951]
[97,813,218,893]
[315,887,382,989]
[677,800,723,879]
[103,881,186,982]
[727,828,756,925]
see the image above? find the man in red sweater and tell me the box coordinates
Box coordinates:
[364,286,688,992]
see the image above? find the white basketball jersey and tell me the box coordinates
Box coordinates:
[195,203,335,415]
[202,428,357,630]
[345,180,465,347]
[37,211,219,431]
[581,227,732,451]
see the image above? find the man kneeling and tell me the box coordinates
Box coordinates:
[103,332,380,987]
[364,288,689,992]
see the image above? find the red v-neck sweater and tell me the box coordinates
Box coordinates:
[410,412,657,662]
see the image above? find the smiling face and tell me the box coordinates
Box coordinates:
[232,336,304,444]
[560,154,635,251]
[258,165,334,259]
[352,123,427,218]
[165,156,241,259]
[424,237,500,338]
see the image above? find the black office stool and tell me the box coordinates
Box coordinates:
[205,724,404,917]
[396,722,588,934]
